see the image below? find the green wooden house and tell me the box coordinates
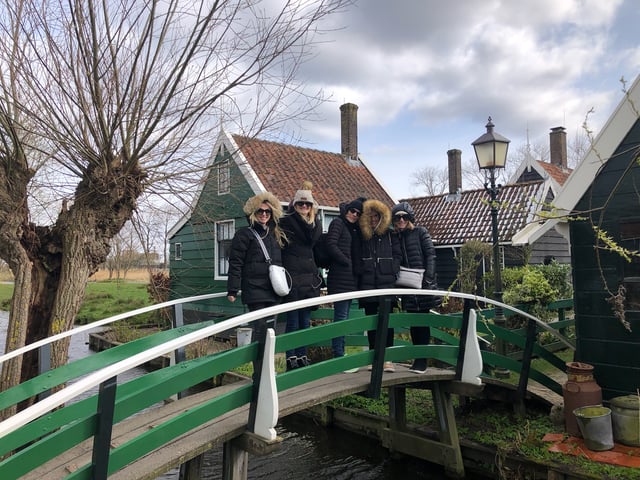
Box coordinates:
[521,76,640,399]
[168,103,395,323]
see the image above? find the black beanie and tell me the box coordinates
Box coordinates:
[346,197,366,212]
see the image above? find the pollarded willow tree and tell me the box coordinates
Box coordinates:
[0,0,350,410]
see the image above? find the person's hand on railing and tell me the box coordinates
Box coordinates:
[227,295,236,303]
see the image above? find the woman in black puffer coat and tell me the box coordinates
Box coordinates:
[358,199,401,372]
[326,197,365,359]
[280,182,323,370]
[226,191,287,387]
[392,201,440,374]
[226,191,286,309]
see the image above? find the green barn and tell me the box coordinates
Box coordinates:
[168,103,395,323]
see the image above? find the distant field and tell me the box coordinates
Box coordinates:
[0,268,155,283]
[0,269,162,324]
[89,268,154,282]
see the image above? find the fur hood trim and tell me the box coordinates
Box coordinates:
[243,191,283,222]
[359,199,392,240]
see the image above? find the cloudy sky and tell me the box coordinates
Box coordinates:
[288,0,640,200]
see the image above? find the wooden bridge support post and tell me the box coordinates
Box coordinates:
[221,440,248,480]
[221,432,282,480]
[382,383,465,479]
[388,386,407,430]
[431,382,465,478]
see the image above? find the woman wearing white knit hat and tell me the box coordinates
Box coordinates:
[279,181,323,371]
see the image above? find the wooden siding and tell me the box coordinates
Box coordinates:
[528,229,571,265]
[169,146,254,320]
[433,246,458,291]
[571,119,640,399]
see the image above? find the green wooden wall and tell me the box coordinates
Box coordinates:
[169,141,254,322]
[570,119,640,399]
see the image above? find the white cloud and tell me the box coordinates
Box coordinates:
[284,0,640,197]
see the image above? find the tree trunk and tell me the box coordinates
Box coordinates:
[0,254,32,420]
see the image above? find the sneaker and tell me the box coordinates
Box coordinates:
[383,361,395,373]
[367,364,373,371]
[343,367,359,374]
[286,356,298,372]
[408,360,427,374]
[296,355,311,368]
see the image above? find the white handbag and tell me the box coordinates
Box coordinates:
[395,266,425,289]
[251,229,292,296]
[268,264,292,297]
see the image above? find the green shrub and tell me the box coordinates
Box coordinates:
[503,268,558,306]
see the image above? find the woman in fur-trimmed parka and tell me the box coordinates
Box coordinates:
[227,191,287,321]
[358,199,401,371]
[392,201,440,374]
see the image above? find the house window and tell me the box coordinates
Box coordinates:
[216,220,234,277]
[175,242,182,260]
[218,159,230,194]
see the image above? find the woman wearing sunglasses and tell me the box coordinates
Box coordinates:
[279,181,323,371]
[391,201,439,374]
[227,191,287,350]
[325,197,366,368]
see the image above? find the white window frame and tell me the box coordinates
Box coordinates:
[174,242,182,260]
[217,158,230,195]
[215,219,235,279]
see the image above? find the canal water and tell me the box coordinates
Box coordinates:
[0,311,478,479]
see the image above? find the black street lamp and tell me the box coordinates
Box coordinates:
[472,117,510,378]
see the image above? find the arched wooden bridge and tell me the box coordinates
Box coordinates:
[0,290,574,479]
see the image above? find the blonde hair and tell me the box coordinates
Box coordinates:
[243,192,287,247]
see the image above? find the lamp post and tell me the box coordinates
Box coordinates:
[472,117,510,378]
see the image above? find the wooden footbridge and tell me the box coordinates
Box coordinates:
[0,290,574,479]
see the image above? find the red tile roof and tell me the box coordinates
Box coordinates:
[537,160,572,185]
[404,181,545,246]
[233,135,394,207]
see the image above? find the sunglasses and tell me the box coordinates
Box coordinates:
[348,208,361,216]
[255,208,272,215]
[394,214,410,221]
[295,201,313,208]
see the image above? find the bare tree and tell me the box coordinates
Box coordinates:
[568,129,590,168]
[410,165,448,196]
[0,0,350,408]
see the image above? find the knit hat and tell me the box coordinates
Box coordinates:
[292,180,317,206]
[392,201,415,222]
[346,196,366,213]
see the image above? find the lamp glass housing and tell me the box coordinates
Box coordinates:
[472,118,510,170]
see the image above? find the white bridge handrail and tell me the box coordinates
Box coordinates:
[0,289,573,439]
[0,292,229,366]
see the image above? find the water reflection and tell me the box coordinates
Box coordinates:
[159,415,455,480]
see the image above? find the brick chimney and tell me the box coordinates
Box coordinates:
[340,103,358,161]
[447,149,462,194]
[549,126,567,169]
